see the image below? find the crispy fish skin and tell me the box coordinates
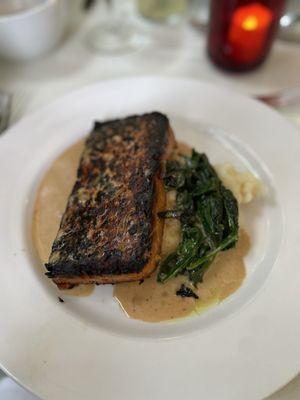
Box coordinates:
[45,112,175,286]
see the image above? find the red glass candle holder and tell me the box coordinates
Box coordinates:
[208,0,286,72]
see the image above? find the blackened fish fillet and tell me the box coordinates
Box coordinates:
[45,112,176,287]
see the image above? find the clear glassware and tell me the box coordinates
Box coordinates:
[87,0,148,54]
[136,0,188,23]
[279,0,300,42]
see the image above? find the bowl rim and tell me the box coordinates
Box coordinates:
[0,0,57,22]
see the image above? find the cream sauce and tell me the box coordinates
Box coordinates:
[32,139,93,297]
[114,229,249,322]
[32,140,250,317]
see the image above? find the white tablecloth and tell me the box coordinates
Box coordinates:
[0,1,299,398]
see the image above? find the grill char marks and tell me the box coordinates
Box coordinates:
[45,112,175,286]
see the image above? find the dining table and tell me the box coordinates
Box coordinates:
[0,1,299,399]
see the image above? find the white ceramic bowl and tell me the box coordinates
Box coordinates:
[0,0,67,61]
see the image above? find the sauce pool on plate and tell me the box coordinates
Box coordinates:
[32,139,250,321]
[114,229,249,322]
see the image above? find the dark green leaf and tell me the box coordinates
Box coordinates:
[157,150,239,285]
[157,252,182,283]
[158,210,181,219]
[176,284,199,299]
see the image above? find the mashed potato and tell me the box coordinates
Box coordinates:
[215,163,266,204]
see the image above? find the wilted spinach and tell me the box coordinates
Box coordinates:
[176,284,199,299]
[157,150,238,286]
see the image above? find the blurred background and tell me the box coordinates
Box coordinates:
[0,0,299,398]
[0,0,300,129]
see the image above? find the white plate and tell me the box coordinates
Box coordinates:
[0,77,299,400]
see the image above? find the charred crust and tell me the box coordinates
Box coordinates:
[46,112,169,279]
